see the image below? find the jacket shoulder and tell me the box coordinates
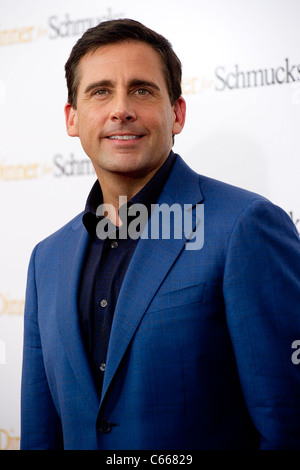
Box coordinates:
[197,172,299,239]
[33,212,85,257]
[198,173,269,208]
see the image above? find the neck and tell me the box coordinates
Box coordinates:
[95,169,157,226]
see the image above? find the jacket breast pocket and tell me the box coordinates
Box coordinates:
[145,282,205,315]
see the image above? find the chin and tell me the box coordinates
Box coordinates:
[103,155,152,175]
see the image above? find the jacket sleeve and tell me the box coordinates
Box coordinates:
[223,198,300,449]
[21,244,63,450]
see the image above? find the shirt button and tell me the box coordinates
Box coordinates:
[110,240,118,249]
[100,299,108,308]
[100,363,106,372]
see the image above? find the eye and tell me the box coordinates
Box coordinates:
[94,89,109,96]
[134,88,150,96]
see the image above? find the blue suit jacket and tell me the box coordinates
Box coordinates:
[21,155,300,450]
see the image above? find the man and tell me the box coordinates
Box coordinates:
[21,19,300,450]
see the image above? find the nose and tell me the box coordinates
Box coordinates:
[109,92,136,123]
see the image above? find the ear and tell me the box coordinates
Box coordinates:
[64,102,79,137]
[172,96,186,136]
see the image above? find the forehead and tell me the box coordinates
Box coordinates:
[77,40,167,87]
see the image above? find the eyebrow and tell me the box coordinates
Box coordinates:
[84,79,161,95]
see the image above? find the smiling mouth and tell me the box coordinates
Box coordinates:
[107,135,143,141]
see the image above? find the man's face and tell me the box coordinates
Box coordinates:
[65,40,186,180]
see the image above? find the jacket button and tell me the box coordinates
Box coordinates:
[98,420,112,433]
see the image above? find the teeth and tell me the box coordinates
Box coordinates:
[108,135,140,140]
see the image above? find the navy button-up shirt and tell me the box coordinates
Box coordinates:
[79,151,176,394]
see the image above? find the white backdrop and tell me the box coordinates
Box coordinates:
[0,0,299,449]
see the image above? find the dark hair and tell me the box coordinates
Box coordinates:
[65,18,182,108]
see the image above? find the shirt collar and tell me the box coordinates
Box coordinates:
[83,151,176,238]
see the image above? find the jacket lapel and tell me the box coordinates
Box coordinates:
[101,155,204,404]
[56,215,100,409]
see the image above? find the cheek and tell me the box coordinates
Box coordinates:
[77,111,100,139]
[144,108,174,137]
[156,113,175,145]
